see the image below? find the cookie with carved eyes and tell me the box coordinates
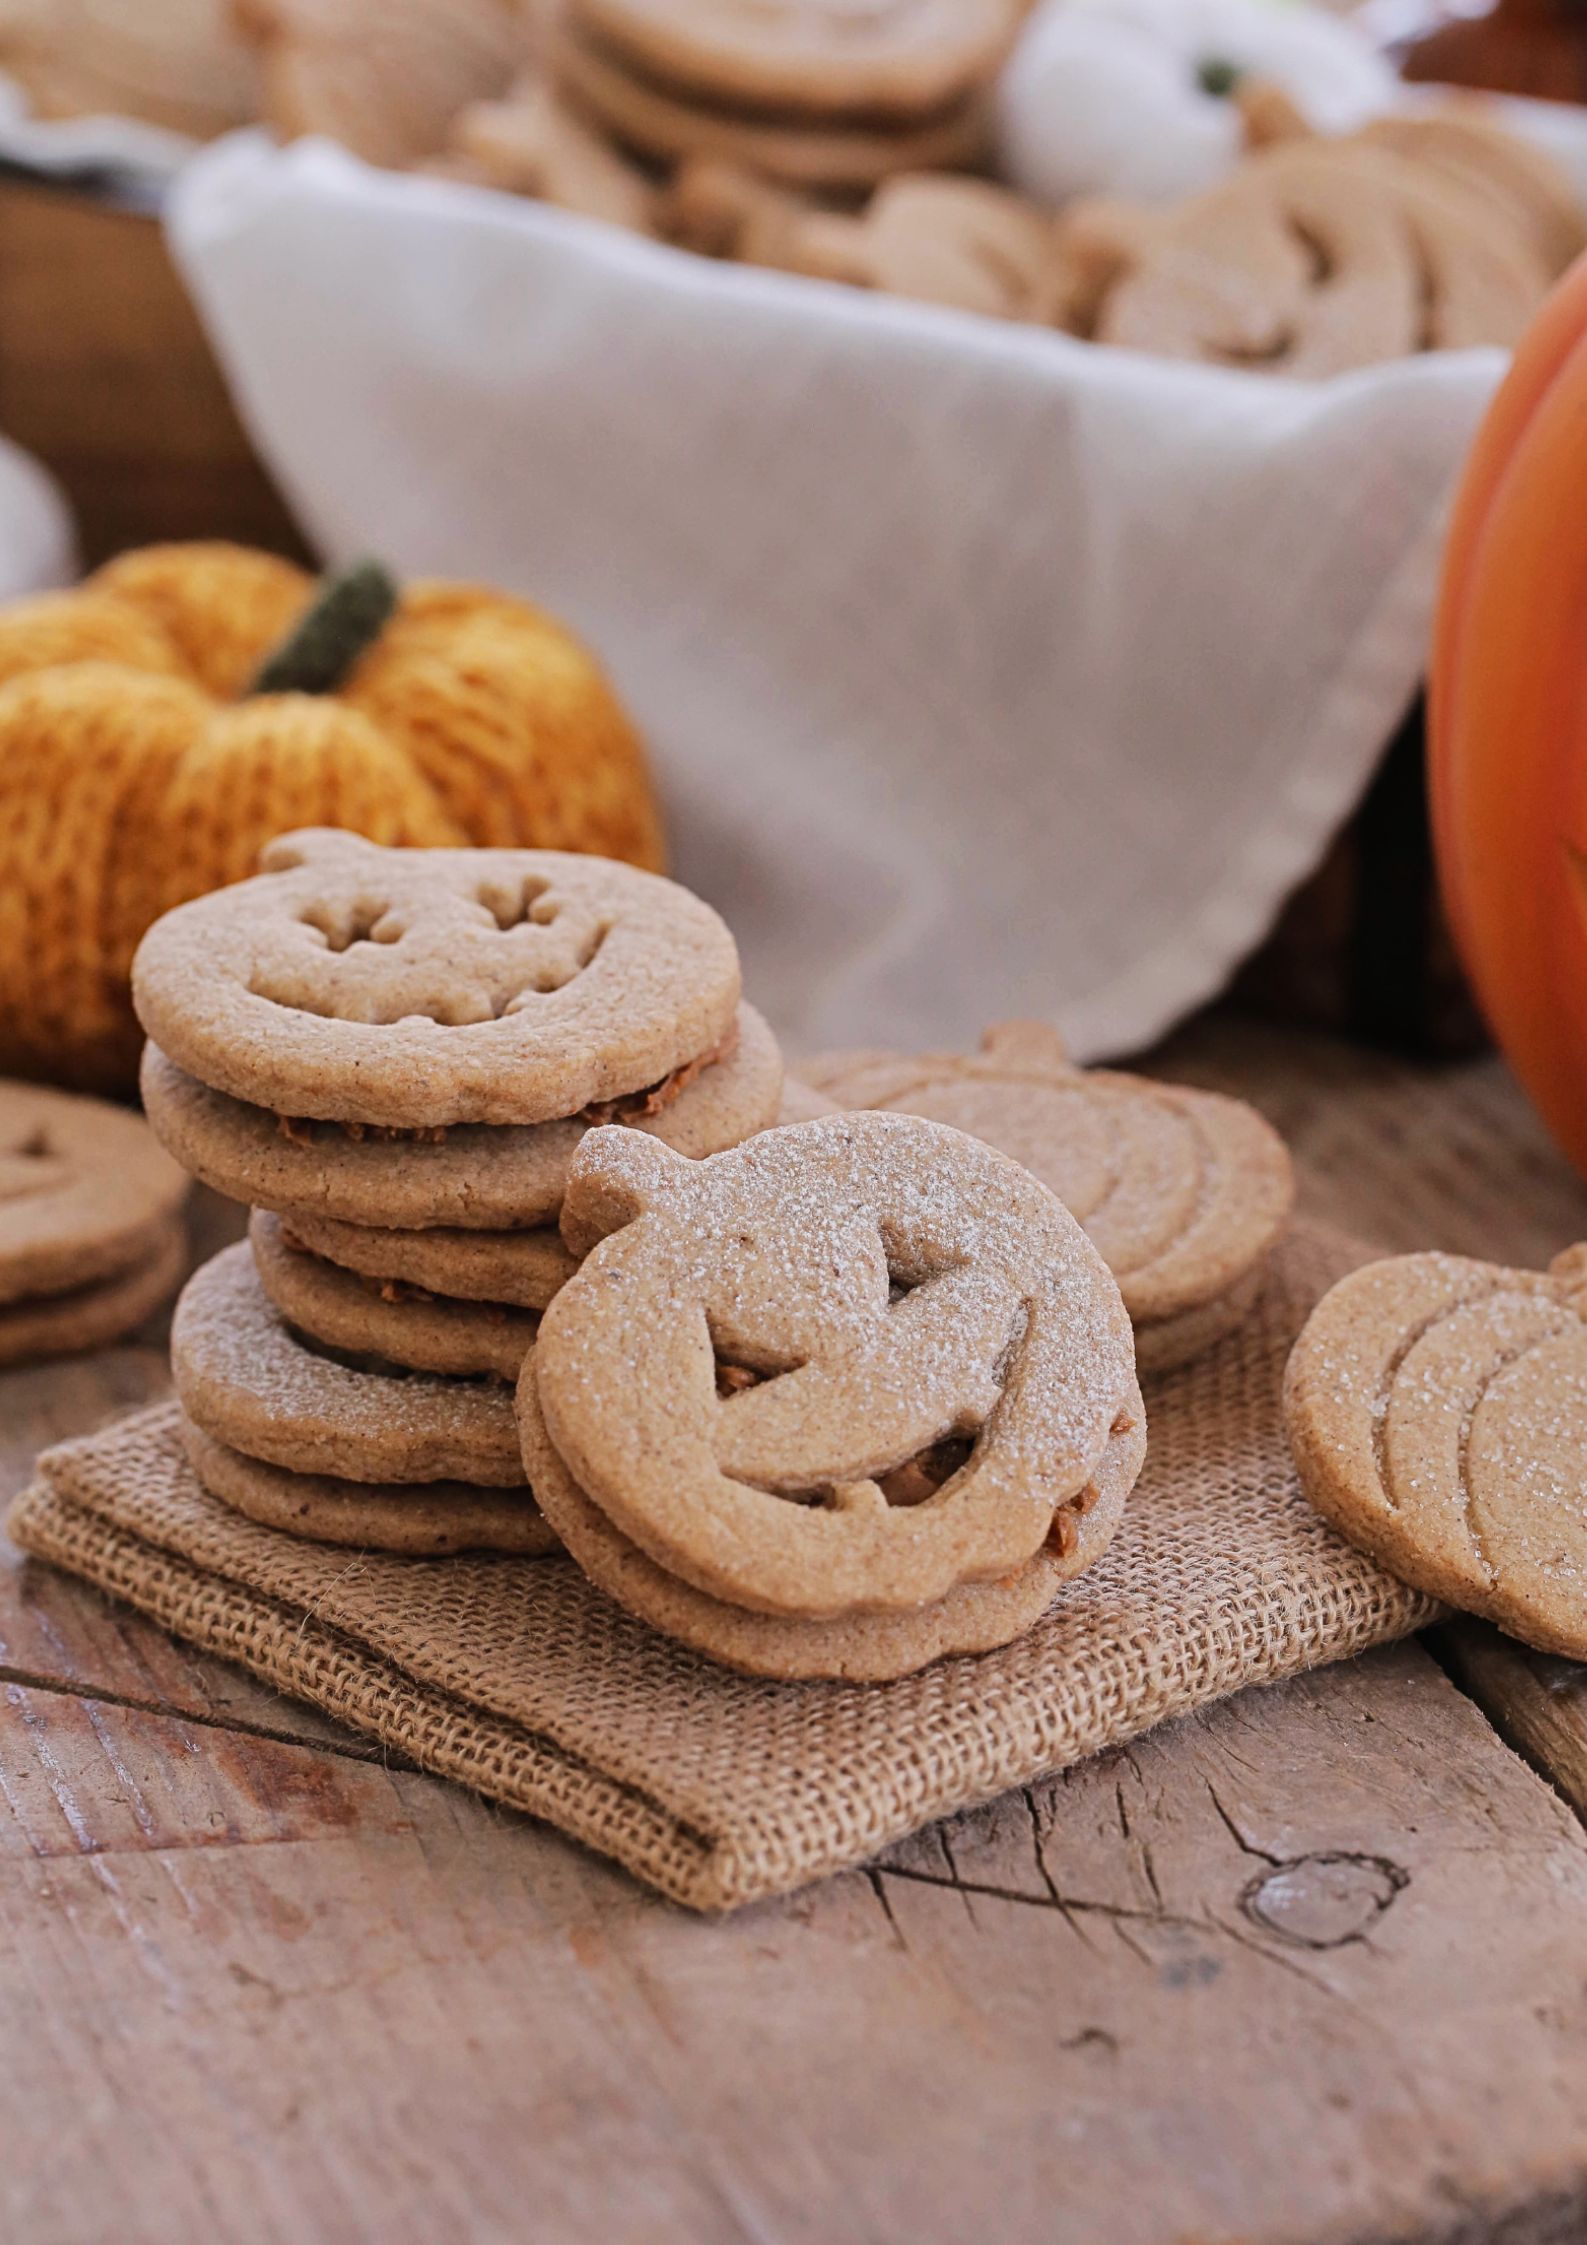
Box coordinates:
[131,828,743,1130]
[566,0,1018,119]
[1284,1245,1587,1660]
[251,1211,537,1381]
[533,1110,1142,1620]
[1095,140,1548,375]
[0,1219,186,1368]
[181,1415,559,1558]
[803,1021,1292,1369]
[767,173,1060,323]
[554,27,992,191]
[173,1243,526,1487]
[0,1080,188,1305]
[138,1000,782,1231]
[521,1361,1141,1677]
[450,76,659,233]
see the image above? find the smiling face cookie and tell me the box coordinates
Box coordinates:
[131,828,743,1129]
[805,1021,1292,1370]
[1285,1246,1587,1659]
[532,1110,1141,1621]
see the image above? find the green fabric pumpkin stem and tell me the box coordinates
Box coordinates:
[1197,55,1243,97]
[249,558,399,696]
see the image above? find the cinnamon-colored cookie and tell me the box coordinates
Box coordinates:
[138,1000,781,1228]
[1354,107,1587,279]
[251,1210,535,1378]
[236,0,522,168]
[0,1080,188,1305]
[182,1414,558,1556]
[276,1208,576,1309]
[520,1365,1141,1677]
[534,1111,1141,1618]
[451,74,658,231]
[0,1218,186,1368]
[0,0,258,140]
[172,1242,525,1484]
[1285,1244,1587,1659]
[568,0,1015,119]
[131,828,743,1129]
[805,1022,1292,1369]
[1097,139,1548,375]
[773,173,1058,321]
[555,27,990,190]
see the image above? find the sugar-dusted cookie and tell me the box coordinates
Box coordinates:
[132,829,743,1129]
[521,1364,1142,1678]
[804,1021,1292,1370]
[139,1001,782,1228]
[0,1081,188,1306]
[0,1220,186,1369]
[555,30,991,190]
[535,1112,1141,1619]
[173,1243,525,1485]
[277,1210,576,1310]
[251,1212,535,1380]
[568,0,1016,118]
[1284,1245,1587,1659]
[773,173,1059,322]
[181,1416,558,1557]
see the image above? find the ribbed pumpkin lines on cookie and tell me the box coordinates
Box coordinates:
[0,541,663,1092]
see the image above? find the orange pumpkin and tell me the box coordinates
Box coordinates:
[0,541,663,1092]
[1429,251,1587,1175]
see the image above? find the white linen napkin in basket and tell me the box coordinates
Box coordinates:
[169,131,1512,1059]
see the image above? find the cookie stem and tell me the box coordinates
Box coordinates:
[248,558,399,696]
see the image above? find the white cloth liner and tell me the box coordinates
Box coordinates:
[168,129,1540,1059]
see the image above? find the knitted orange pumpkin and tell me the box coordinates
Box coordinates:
[1428,253,1587,1177]
[0,541,664,1093]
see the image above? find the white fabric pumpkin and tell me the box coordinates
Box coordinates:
[997,0,1397,207]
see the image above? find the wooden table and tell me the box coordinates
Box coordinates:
[5,1020,1587,2245]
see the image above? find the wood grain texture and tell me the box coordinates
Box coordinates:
[4,1030,1587,2243]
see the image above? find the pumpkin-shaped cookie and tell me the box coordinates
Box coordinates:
[533,1111,1142,1619]
[804,1022,1292,1370]
[1285,1245,1587,1659]
[0,543,662,1093]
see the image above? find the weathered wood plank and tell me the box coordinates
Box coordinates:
[2,1636,1584,2245]
[1438,1618,1587,1822]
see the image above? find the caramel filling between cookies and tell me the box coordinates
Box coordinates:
[271,1021,740,1145]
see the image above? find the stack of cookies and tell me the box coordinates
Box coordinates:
[546,0,1019,194]
[134,827,783,1556]
[0,1082,188,1368]
[517,1106,1147,1680]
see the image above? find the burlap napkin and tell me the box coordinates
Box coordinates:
[7,1221,1435,1911]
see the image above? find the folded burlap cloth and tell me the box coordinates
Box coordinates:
[8,1222,1434,1911]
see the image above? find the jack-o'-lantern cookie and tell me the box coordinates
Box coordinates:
[521,1363,1142,1678]
[250,1211,536,1379]
[567,0,1018,119]
[451,76,658,232]
[138,1000,781,1228]
[771,174,1059,322]
[1285,1245,1587,1659]
[532,1111,1141,1619]
[132,828,744,1130]
[804,1022,1292,1371]
[0,1081,188,1306]
[173,1243,526,1485]
[181,1416,557,1556]
[1095,140,1549,375]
